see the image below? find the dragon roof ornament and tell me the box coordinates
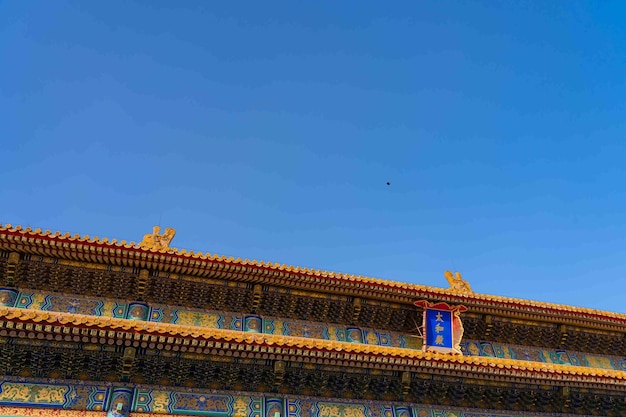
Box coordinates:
[444,270,473,295]
[139,226,176,251]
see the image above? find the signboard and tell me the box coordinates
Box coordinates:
[414,300,467,354]
[425,308,453,349]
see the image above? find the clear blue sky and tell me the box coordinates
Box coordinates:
[2,1,626,313]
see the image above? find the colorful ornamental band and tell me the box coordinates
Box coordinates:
[414,300,467,355]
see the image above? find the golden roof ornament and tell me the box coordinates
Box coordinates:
[139,226,176,250]
[444,270,473,295]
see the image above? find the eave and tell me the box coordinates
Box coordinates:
[2,224,626,331]
[1,306,624,392]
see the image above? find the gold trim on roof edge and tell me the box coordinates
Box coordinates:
[0,307,624,382]
[1,223,625,322]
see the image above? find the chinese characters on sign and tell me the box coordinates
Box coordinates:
[414,300,467,355]
[426,309,453,349]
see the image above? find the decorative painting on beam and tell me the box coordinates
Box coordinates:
[0,380,604,417]
[459,341,626,371]
[0,407,105,417]
[3,289,420,350]
[133,390,246,416]
[0,382,109,411]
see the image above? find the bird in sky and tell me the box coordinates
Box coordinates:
[386,182,391,186]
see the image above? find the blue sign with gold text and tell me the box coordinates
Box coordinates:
[425,309,453,349]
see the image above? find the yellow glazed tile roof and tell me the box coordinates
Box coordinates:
[1,223,625,324]
[0,306,624,385]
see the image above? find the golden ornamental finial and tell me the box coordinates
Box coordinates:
[444,270,473,295]
[139,226,176,250]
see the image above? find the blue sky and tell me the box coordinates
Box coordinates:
[2,1,626,313]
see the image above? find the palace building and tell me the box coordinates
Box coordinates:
[0,224,625,417]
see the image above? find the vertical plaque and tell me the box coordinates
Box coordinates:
[414,300,467,355]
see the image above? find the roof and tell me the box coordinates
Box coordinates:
[1,223,625,327]
[1,305,624,389]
